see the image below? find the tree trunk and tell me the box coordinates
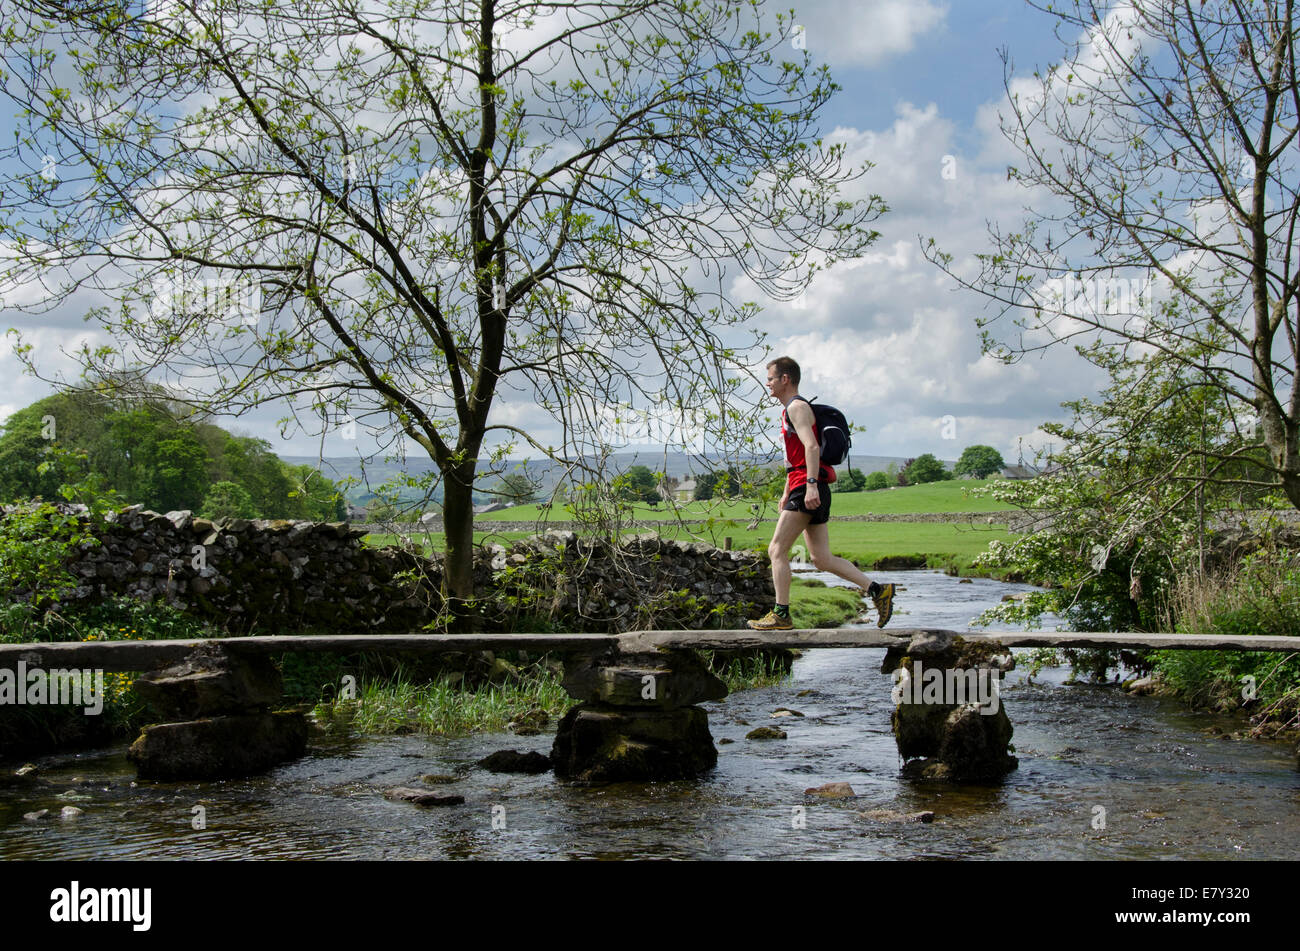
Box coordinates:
[441,459,478,632]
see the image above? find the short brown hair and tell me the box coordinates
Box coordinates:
[766,356,800,386]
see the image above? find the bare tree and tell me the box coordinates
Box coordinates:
[924,1,1300,508]
[0,0,883,623]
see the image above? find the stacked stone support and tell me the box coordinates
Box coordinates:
[551,647,727,782]
[126,643,306,780]
[882,631,1018,783]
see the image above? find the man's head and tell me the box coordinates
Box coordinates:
[766,356,800,402]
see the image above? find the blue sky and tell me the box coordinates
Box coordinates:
[0,1,1125,470]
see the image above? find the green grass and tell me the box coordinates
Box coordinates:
[311,659,573,736]
[362,530,537,554]
[700,650,796,691]
[788,576,865,628]
[366,520,1019,576]
[477,477,1018,522]
[653,520,1015,574]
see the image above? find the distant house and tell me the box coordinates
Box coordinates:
[674,478,697,503]
[346,503,367,522]
[1000,465,1038,480]
[474,501,511,514]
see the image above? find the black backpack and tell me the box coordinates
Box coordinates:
[791,396,852,468]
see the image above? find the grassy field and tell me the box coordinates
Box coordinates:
[476,476,1016,522]
[363,477,1027,578]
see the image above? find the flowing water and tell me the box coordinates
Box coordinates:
[2,569,1298,860]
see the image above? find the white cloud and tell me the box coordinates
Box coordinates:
[790,0,948,68]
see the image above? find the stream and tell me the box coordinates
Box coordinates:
[2,568,1297,859]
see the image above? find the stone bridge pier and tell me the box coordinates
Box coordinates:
[549,630,1021,784]
[551,646,727,782]
[127,643,307,781]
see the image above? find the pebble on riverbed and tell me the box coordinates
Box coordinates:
[477,750,553,774]
[804,782,855,799]
[1122,676,1157,696]
[383,787,465,807]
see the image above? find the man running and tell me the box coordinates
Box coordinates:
[748,356,895,630]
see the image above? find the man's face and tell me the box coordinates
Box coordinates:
[766,367,787,399]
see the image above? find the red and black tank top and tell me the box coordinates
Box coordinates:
[782,399,833,490]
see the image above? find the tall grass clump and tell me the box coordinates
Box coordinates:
[1154,546,1300,735]
[311,659,573,736]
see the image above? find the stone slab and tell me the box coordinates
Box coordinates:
[5,629,1300,675]
[126,712,308,781]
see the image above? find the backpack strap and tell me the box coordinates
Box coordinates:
[785,396,830,477]
[783,395,815,439]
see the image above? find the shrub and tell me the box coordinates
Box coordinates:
[864,471,890,491]
[1152,547,1300,729]
[200,480,257,520]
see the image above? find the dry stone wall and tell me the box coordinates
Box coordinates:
[2,504,772,634]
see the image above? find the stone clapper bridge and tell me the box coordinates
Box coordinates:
[3,628,1299,784]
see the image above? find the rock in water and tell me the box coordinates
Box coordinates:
[551,706,718,783]
[127,712,308,781]
[384,787,465,806]
[1124,676,1157,696]
[477,750,553,774]
[746,726,787,740]
[1,765,40,787]
[805,782,855,798]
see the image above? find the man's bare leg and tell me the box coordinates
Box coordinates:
[802,521,873,589]
[803,521,895,627]
[768,509,812,605]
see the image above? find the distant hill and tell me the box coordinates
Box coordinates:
[280,448,953,508]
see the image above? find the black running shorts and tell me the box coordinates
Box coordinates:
[784,484,831,525]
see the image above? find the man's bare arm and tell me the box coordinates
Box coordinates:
[788,400,821,478]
